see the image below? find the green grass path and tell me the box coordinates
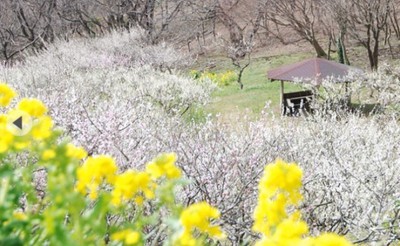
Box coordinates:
[197,52,314,120]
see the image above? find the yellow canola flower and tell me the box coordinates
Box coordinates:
[253,159,303,236]
[17,98,47,117]
[13,211,28,221]
[146,152,181,180]
[177,202,225,245]
[273,219,308,241]
[43,209,55,234]
[0,83,16,107]
[13,140,30,150]
[311,233,353,246]
[253,159,353,246]
[0,122,14,153]
[255,237,304,246]
[176,232,199,246]
[253,193,288,235]
[42,149,56,160]
[0,114,6,124]
[111,170,155,206]
[31,116,53,140]
[76,155,117,200]
[66,143,87,160]
[259,159,303,202]
[111,229,141,245]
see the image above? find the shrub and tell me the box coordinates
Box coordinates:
[0,29,215,166]
[302,65,400,116]
[0,83,353,245]
[0,82,224,245]
[2,30,400,244]
[191,70,237,87]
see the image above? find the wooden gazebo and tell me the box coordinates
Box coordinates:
[267,58,362,115]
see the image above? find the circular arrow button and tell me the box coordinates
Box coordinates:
[6,110,33,136]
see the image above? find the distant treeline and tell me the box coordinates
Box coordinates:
[1,0,400,70]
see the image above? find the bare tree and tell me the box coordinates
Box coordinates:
[0,1,20,60]
[344,0,391,70]
[179,1,217,53]
[321,0,351,64]
[264,0,328,57]
[216,0,265,89]
[100,0,188,44]
[0,0,195,61]
[389,0,400,40]
[0,0,57,61]
[56,0,105,38]
[0,0,106,61]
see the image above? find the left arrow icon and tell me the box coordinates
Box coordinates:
[6,110,32,136]
[13,116,23,130]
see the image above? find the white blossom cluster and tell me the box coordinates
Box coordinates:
[1,29,399,245]
[0,29,215,166]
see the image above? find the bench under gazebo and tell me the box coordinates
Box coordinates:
[267,57,362,116]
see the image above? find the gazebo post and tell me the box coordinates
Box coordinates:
[280,80,284,115]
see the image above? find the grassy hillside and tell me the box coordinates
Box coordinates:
[193,52,315,121]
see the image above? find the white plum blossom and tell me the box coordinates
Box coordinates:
[1,29,399,245]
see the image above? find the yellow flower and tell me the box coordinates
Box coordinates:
[42,149,56,160]
[31,116,53,140]
[17,98,47,117]
[259,159,303,201]
[76,155,117,199]
[274,219,308,240]
[312,233,353,246]
[111,229,141,245]
[134,196,144,205]
[0,115,14,153]
[253,194,288,234]
[253,159,353,246]
[0,127,14,153]
[13,140,30,150]
[43,210,55,234]
[178,202,225,244]
[175,231,200,246]
[66,143,87,159]
[88,184,98,200]
[0,83,16,107]
[146,153,181,180]
[253,159,304,237]
[13,211,27,221]
[0,114,6,124]
[111,170,155,206]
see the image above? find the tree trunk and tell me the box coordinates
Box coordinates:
[144,0,156,42]
[311,38,327,57]
[342,39,350,65]
[337,37,344,63]
[237,69,244,89]
[338,30,350,65]
[327,36,332,60]
[366,30,380,70]
[367,44,379,70]
[390,5,400,39]
[234,60,250,90]
[372,37,379,70]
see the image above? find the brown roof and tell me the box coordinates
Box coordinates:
[267,58,363,84]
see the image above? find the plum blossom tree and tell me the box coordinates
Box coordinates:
[1,29,400,245]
